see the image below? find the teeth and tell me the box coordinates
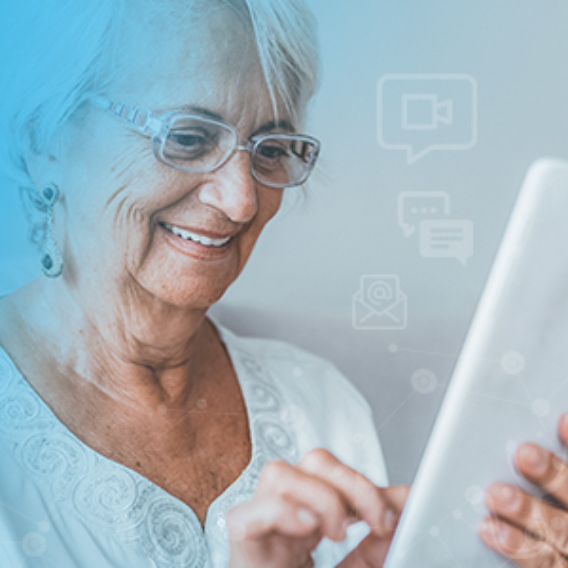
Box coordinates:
[162,223,231,247]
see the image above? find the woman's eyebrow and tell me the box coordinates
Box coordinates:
[157,105,296,134]
[158,105,224,121]
[252,120,296,136]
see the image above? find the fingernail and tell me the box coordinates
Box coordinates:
[478,520,492,537]
[478,520,508,546]
[478,520,496,544]
[297,508,317,527]
[518,444,548,475]
[487,484,519,510]
[383,508,399,531]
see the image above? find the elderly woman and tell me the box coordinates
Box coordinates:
[2,1,565,567]
[0,0,409,566]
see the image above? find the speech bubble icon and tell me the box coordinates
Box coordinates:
[398,191,450,238]
[377,74,477,164]
[419,219,474,266]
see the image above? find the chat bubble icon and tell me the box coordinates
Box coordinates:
[378,74,477,164]
[398,191,450,238]
[419,219,474,266]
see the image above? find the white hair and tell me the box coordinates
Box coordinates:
[0,0,320,193]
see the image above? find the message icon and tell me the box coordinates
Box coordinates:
[352,275,408,330]
[419,219,474,266]
[378,74,477,164]
[398,191,450,238]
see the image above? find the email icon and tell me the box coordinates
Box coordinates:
[352,275,408,330]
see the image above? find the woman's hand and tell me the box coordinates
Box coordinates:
[480,413,568,567]
[227,448,409,568]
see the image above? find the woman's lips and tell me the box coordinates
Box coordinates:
[160,222,235,245]
[158,222,234,260]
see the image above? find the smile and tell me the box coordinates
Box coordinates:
[160,223,233,248]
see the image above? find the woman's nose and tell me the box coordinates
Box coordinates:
[197,149,258,223]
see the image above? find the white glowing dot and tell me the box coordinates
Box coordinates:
[22,533,46,557]
[465,485,483,505]
[501,351,525,376]
[531,399,550,417]
[411,369,438,394]
[388,343,398,353]
[429,526,440,537]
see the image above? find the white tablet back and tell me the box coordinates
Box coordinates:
[385,158,568,567]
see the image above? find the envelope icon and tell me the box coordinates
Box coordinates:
[352,275,408,330]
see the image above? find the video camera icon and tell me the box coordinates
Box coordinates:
[378,74,477,164]
[402,94,453,131]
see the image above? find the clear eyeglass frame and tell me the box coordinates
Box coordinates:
[90,96,321,189]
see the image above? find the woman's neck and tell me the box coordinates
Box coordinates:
[0,276,221,414]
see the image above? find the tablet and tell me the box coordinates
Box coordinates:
[384,158,568,567]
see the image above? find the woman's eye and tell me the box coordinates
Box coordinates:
[257,143,289,160]
[165,127,219,161]
[169,131,208,149]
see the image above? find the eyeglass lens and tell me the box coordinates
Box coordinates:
[159,115,318,187]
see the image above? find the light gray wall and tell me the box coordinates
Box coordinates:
[225,0,568,315]
[221,0,568,481]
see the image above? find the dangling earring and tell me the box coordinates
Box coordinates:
[40,183,64,278]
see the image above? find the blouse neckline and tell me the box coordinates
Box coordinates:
[0,319,300,567]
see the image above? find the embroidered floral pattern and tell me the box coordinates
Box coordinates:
[73,468,139,527]
[0,332,300,567]
[141,497,206,567]
[22,433,89,501]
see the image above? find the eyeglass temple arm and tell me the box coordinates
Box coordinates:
[91,96,162,136]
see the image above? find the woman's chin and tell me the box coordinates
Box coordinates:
[133,262,237,311]
[127,227,242,309]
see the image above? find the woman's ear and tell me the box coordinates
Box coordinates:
[23,143,63,192]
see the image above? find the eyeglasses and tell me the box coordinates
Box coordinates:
[91,97,321,189]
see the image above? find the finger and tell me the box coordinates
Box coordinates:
[559,414,568,448]
[336,532,393,568]
[486,482,568,555]
[226,498,319,542]
[515,443,568,506]
[479,518,566,568]
[336,487,409,568]
[384,485,410,515]
[298,448,406,537]
[256,459,352,541]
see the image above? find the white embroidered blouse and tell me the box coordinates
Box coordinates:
[0,320,388,567]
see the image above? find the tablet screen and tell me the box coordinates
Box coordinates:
[385,159,568,567]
